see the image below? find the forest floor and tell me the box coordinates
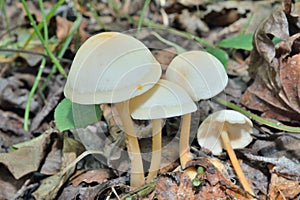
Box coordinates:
[0,0,300,199]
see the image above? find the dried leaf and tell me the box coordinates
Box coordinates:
[72,122,129,174]
[32,137,85,199]
[0,76,40,113]
[40,137,63,175]
[244,153,300,181]
[0,167,25,200]
[242,5,300,123]
[268,172,300,199]
[0,131,54,179]
[70,169,112,187]
[155,172,194,200]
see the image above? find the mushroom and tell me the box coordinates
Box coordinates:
[64,32,162,187]
[130,79,197,182]
[165,51,228,176]
[197,110,254,196]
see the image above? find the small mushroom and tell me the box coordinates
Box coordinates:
[166,51,228,176]
[130,79,197,182]
[64,32,162,187]
[197,110,254,196]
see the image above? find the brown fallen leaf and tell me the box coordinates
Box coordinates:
[242,4,300,123]
[155,172,194,200]
[0,131,54,179]
[0,167,25,200]
[70,168,112,187]
[56,16,89,51]
[268,171,300,200]
[32,136,85,199]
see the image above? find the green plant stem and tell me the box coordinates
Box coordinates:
[138,0,151,32]
[0,0,11,38]
[24,0,50,131]
[140,18,215,48]
[24,58,46,131]
[88,3,107,31]
[214,97,300,133]
[151,31,186,54]
[22,0,64,49]
[21,0,67,78]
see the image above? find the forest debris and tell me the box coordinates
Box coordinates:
[39,136,62,175]
[0,76,40,113]
[0,130,54,179]
[244,153,300,181]
[0,109,28,143]
[72,122,129,174]
[268,172,300,200]
[32,136,85,199]
[155,172,195,200]
[70,169,112,187]
[187,158,250,199]
[241,6,300,123]
[0,167,25,200]
[177,9,209,34]
[56,16,90,51]
[30,73,65,132]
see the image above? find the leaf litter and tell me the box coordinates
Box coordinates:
[0,0,300,199]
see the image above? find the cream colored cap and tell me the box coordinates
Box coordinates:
[64,32,161,104]
[166,51,228,101]
[197,110,253,155]
[130,79,197,120]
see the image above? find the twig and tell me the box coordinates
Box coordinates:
[11,179,38,200]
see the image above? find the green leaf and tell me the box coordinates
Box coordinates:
[205,47,229,70]
[192,177,201,187]
[197,166,204,174]
[272,36,281,45]
[217,33,253,50]
[54,98,101,131]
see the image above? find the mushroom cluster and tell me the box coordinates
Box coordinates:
[64,31,233,189]
[64,32,161,187]
[130,79,197,182]
[166,51,228,178]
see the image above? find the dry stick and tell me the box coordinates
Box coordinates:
[115,101,145,187]
[220,129,254,197]
[180,113,197,179]
[146,119,162,182]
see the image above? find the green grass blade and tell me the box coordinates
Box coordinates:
[21,0,67,78]
[137,0,151,32]
[24,58,46,131]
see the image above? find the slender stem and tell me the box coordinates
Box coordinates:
[115,101,145,187]
[146,119,162,183]
[220,129,254,197]
[180,113,192,168]
[137,0,151,32]
[180,113,197,179]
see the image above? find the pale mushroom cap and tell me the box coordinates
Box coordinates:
[166,51,228,101]
[130,79,197,120]
[64,32,162,104]
[197,110,253,155]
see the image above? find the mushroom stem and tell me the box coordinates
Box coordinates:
[146,119,162,183]
[220,129,254,196]
[115,101,145,187]
[180,113,197,179]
